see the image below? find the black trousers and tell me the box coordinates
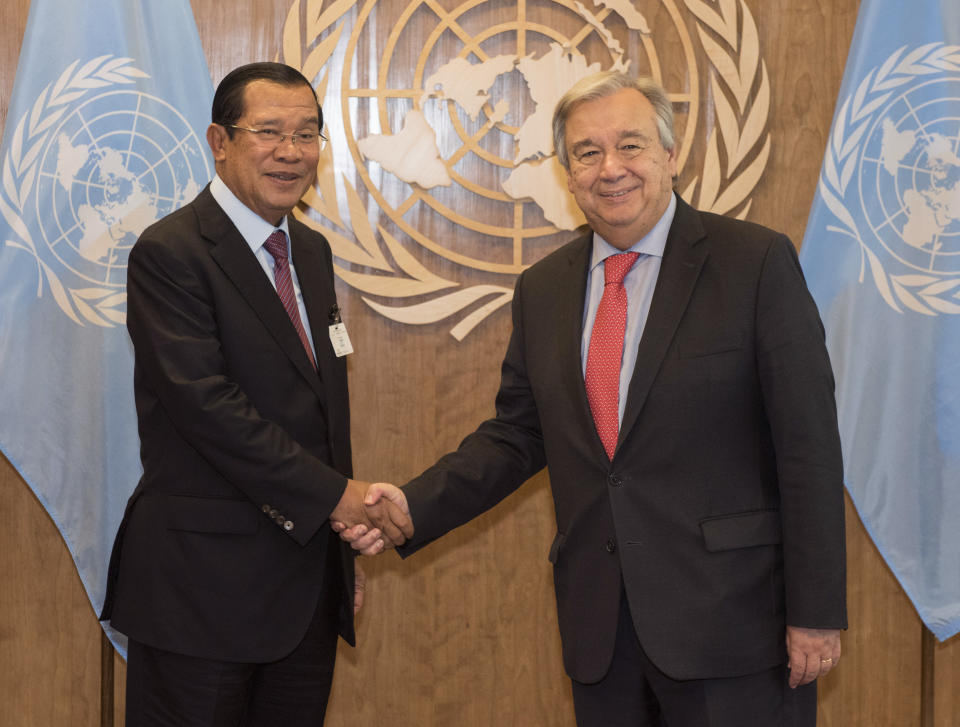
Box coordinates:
[125,549,343,726]
[570,589,817,727]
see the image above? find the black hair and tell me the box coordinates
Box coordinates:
[211,62,322,138]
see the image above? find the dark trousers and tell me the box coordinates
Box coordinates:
[571,590,817,727]
[125,564,342,726]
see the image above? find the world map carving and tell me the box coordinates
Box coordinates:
[358,41,613,230]
[281,0,771,337]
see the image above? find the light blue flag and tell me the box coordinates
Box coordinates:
[0,0,213,652]
[800,0,960,640]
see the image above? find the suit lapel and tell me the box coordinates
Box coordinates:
[199,190,325,399]
[617,198,709,450]
[290,219,351,467]
[289,219,342,393]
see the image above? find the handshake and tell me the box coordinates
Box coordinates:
[329,479,414,555]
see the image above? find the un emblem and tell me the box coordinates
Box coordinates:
[819,43,960,316]
[282,0,772,338]
[0,56,210,327]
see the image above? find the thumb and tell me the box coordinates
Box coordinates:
[374,482,408,513]
[364,482,387,506]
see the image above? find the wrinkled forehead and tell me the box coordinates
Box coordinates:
[240,80,320,125]
[566,95,658,141]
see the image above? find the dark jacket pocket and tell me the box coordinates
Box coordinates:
[700,510,782,552]
[164,495,260,534]
[677,333,743,358]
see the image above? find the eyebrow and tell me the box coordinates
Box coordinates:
[248,115,320,129]
[570,130,653,154]
[620,131,652,143]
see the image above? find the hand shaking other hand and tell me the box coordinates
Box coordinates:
[331,482,413,554]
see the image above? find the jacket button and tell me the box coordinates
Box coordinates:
[269,508,279,518]
[605,539,617,553]
[262,504,271,513]
[608,474,623,487]
[283,520,294,531]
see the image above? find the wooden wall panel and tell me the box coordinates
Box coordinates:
[935,635,960,727]
[818,496,923,726]
[4,1,960,725]
[0,456,102,727]
[748,0,863,246]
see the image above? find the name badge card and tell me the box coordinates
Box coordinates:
[329,322,353,357]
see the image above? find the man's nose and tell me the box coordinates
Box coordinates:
[599,150,626,178]
[274,136,304,160]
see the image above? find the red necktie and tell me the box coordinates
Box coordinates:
[264,230,317,369]
[585,252,640,460]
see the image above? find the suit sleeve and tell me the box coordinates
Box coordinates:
[756,235,847,629]
[126,232,347,546]
[400,270,549,553]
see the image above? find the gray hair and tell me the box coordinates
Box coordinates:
[553,72,675,170]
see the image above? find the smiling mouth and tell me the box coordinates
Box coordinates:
[601,188,634,199]
[266,172,301,182]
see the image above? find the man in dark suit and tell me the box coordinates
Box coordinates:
[101,62,409,726]
[340,71,846,726]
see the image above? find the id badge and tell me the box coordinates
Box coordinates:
[328,322,353,357]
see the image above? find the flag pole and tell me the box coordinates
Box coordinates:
[100,630,115,727]
[920,623,935,727]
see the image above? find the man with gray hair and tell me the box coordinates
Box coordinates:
[341,71,846,726]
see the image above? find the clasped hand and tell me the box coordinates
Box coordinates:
[329,479,413,553]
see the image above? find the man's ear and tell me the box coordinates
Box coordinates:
[206,123,227,162]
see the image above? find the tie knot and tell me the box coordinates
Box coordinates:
[264,230,288,263]
[603,252,640,285]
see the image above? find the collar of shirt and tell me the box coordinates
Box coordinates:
[209,174,292,256]
[587,192,676,272]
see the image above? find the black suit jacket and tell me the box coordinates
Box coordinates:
[400,197,847,683]
[102,186,355,663]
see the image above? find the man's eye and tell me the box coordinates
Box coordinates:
[257,129,282,141]
[294,132,317,143]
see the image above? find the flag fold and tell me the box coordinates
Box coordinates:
[0,0,213,652]
[800,0,960,640]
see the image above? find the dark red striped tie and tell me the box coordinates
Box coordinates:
[264,230,316,369]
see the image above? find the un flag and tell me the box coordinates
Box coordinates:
[0,0,213,653]
[800,0,960,640]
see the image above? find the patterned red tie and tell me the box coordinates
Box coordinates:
[585,252,640,460]
[264,230,317,369]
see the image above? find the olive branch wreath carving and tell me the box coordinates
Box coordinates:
[281,0,772,338]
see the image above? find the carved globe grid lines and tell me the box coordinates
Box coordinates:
[657,0,698,174]
[298,0,767,334]
[343,1,546,272]
[441,22,571,174]
[339,0,699,276]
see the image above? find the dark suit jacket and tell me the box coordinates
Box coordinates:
[101,186,355,663]
[400,197,847,683]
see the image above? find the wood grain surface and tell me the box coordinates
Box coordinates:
[2,1,959,725]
